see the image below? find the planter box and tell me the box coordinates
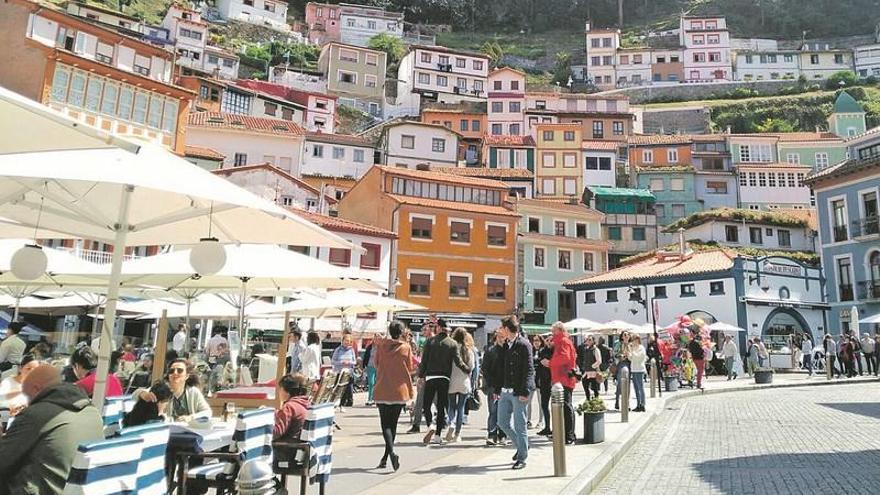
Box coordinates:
[583,412,605,444]
[754,370,774,384]
[665,376,680,392]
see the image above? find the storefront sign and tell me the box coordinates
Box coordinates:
[762,261,802,277]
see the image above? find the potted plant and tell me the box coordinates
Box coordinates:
[754,367,774,384]
[576,396,606,444]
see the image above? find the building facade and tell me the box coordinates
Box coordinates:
[799,44,854,80]
[378,121,460,169]
[584,25,620,89]
[734,50,800,81]
[338,3,404,47]
[806,155,880,334]
[235,79,337,133]
[162,4,240,80]
[584,186,658,268]
[0,0,194,153]
[318,42,386,117]
[691,135,737,210]
[518,199,609,328]
[216,0,289,31]
[396,45,489,113]
[421,102,487,166]
[680,15,732,81]
[300,132,375,179]
[582,140,620,188]
[535,123,584,199]
[213,163,335,212]
[638,166,701,229]
[666,209,818,252]
[487,67,527,136]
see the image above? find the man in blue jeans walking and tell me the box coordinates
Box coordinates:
[492,316,535,470]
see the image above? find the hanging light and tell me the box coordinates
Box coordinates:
[10,244,48,280]
[189,237,226,275]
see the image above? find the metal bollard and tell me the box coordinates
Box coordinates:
[550,383,566,477]
[649,358,657,398]
[620,366,630,423]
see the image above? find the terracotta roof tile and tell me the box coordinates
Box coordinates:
[433,167,534,179]
[565,249,735,288]
[581,140,620,151]
[288,209,397,239]
[188,112,305,136]
[377,165,508,189]
[517,198,604,218]
[805,155,880,184]
[212,163,336,203]
[387,194,520,217]
[305,132,373,147]
[184,145,226,160]
[483,135,536,147]
[628,134,694,146]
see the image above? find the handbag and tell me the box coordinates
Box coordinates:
[466,390,482,411]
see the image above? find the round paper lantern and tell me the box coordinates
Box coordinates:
[189,238,226,275]
[10,244,48,280]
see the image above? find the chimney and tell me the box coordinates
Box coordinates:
[725,125,732,134]
[678,228,686,256]
[585,21,591,32]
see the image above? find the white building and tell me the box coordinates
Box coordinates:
[584,24,620,89]
[301,132,375,179]
[269,67,329,94]
[395,45,489,115]
[799,43,854,80]
[162,4,239,79]
[213,163,335,212]
[667,209,818,252]
[582,140,619,187]
[680,15,732,81]
[379,121,460,169]
[854,43,880,78]
[565,248,829,359]
[487,67,526,136]
[737,162,813,210]
[186,112,306,175]
[215,0,290,31]
[734,50,800,81]
[338,3,404,47]
[616,47,653,87]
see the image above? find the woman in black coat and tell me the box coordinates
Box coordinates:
[532,334,553,436]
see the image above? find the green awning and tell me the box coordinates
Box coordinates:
[521,324,552,335]
[588,186,655,200]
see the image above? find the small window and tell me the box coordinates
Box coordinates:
[725,225,739,242]
[487,225,507,247]
[632,227,646,241]
[328,248,351,267]
[528,217,540,233]
[534,289,547,310]
[449,276,470,298]
[542,130,555,141]
[486,278,506,300]
[606,290,618,302]
[450,221,471,243]
[360,243,381,269]
[558,250,572,270]
[608,226,622,240]
[401,135,415,149]
[411,217,433,239]
[778,229,791,247]
[312,145,324,158]
[680,284,696,297]
[710,281,725,295]
[564,131,575,141]
[332,147,345,160]
[576,223,587,239]
[654,286,667,299]
[584,292,596,304]
[554,221,566,236]
[583,252,594,271]
[749,227,763,244]
[234,153,248,166]
[409,273,430,296]
[533,247,545,268]
[431,138,445,153]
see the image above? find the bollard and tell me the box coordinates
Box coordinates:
[620,366,630,423]
[649,358,657,398]
[827,354,832,381]
[550,383,566,477]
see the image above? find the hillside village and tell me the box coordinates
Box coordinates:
[0,0,877,336]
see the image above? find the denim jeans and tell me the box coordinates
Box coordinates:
[447,392,468,435]
[631,372,645,408]
[486,386,499,436]
[366,366,377,402]
[497,391,529,461]
[724,356,736,379]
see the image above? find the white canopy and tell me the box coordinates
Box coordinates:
[265,290,425,318]
[589,320,651,335]
[708,321,746,333]
[563,318,601,331]
[139,294,280,319]
[0,239,106,292]
[861,313,880,325]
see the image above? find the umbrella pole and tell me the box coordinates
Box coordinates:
[276,311,292,409]
[184,297,192,354]
[92,185,133,408]
[91,305,101,339]
[13,296,20,322]
[152,309,169,385]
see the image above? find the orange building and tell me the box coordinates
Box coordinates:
[421,101,488,166]
[338,166,518,329]
[0,0,194,153]
[627,134,694,168]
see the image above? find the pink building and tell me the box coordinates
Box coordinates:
[304,2,341,44]
[487,67,526,137]
[679,15,732,81]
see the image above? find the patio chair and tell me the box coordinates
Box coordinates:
[62,436,144,495]
[329,369,351,405]
[101,396,125,437]
[272,402,336,495]
[311,370,337,404]
[181,408,274,495]
[117,422,171,495]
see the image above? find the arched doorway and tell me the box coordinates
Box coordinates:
[761,307,811,352]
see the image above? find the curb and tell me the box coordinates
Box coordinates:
[563,375,879,494]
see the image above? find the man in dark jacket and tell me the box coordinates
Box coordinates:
[0,364,104,495]
[493,316,535,470]
[481,331,506,445]
[418,319,471,445]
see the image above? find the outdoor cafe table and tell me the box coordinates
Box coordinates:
[168,420,236,493]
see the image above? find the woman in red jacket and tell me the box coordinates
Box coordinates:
[372,321,414,471]
[543,322,578,444]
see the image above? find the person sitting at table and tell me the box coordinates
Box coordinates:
[0,354,40,412]
[0,364,103,495]
[274,373,311,442]
[134,358,210,422]
[123,381,172,427]
[72,345,124,398]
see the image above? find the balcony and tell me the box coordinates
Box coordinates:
[852,216,880,238]
[858,280,880,301]
[832,225,849,243]
[839,284,854,302]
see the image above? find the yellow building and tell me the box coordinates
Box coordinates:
[535,123,584,199]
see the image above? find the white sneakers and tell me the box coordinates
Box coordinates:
[445,428,456,442]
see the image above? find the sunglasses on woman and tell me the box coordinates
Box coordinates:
[169,367,187,374]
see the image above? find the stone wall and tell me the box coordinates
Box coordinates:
[603,80,797,104]
[641,107,713,135]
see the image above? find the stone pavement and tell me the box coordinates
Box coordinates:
[593,383,880,495]
[292,372,879,494]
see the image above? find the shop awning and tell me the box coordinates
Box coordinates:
[521,324,552,335]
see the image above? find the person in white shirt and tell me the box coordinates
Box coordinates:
[628,336,648,412]
[300,331,323,381]
[172,324,188,356]
[801,335,814,376]
[721,335,739,380]
[0,323,27,372]
[860,333,876,376]
[206,327,229,365]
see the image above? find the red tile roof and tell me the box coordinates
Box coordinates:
[233,79,337,105]
[483,135,536,147]
[565,249,735,287]
[304,132,373,147]
[212,163,337,203]
[377,165,508,189]
[517,198,604,218]
[520,232,611,250]
[581,139,620,151]
[289,209,397,239]
[188,112,305,136]
[433,167,533,179]
[184,145,226,160]
[387,194,520,217]
[628,134,694,146]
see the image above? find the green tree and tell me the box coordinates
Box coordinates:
[551,51,571,86]
[368,33,407,66]
[825,70,858,89]
[481,41,504,68]
[754,117,796,133]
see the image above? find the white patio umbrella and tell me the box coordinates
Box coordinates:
[0,239,107,319]
[266,290,425,319]
[851,306,860,337]
[0,86,355,407]
[708,322,746,333]
[861,313,880,325]
[139,294,279,320]
[591,320,649,335]
[563,318,600,331]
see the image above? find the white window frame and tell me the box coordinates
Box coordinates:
[667,148,679,163]
[533,246,546,269]
[643,149,653,163]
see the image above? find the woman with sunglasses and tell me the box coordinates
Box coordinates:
[134,358,211,422]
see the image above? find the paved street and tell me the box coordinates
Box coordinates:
[594,383,880,495]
